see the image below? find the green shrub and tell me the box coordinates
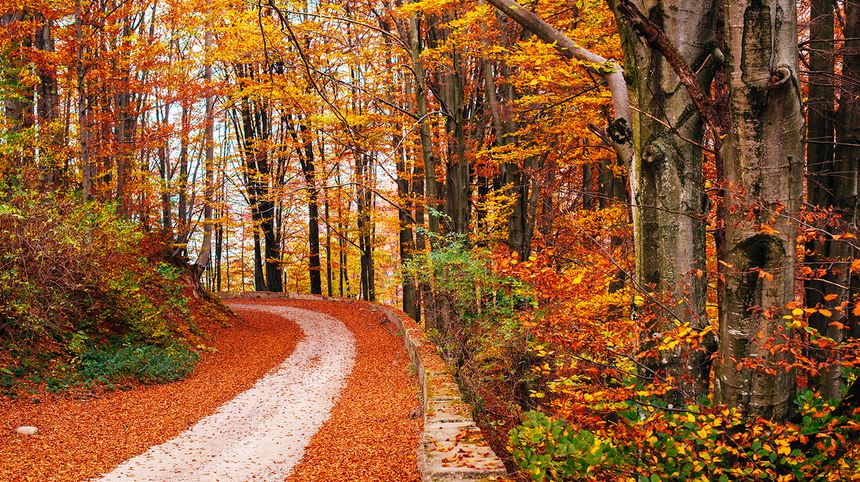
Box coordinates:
[0,175,199,393]
[509,411,626,481]
[78,344,199,384]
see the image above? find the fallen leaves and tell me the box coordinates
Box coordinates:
[234,298,422,482]
[0,307,302,482]
[1,298,423,482]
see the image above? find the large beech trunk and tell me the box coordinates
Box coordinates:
[714,0,804,421]
[610,0,718,405]
[487,0,714,404]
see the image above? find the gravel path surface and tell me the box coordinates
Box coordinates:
[92,305,356,482]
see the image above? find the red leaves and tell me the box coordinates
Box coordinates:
[279,299,422,482]
[0,305,301,482]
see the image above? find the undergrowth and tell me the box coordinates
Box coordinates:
[404,238,547,473]
[0,175,223,397]
[410,218,860,481]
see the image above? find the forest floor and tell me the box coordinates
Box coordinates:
[0,298,422,482]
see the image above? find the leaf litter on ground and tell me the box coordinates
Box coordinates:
[1,297,422,482]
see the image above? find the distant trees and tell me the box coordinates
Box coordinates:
[3,0,859,420]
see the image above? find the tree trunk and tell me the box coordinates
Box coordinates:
[582,162,593,209]
[805,0,846,401]
[296,122,322,295]
[260,206,282,292]
[325,194,333,297]
[75,0,94,197]
[2,11,35,169]
[195,26,215,278]
[113,15,137,218]
[428,17,470,238]
[356,152,374,301]
[409,8,441,239]
[253,230,265,291]
[177,102,191,242]
[834,0,860,351]
[34,14,60,184]
[396,131,418,320]
[486,0,635,260]
[715,0,804,421]
[611,0,717,405]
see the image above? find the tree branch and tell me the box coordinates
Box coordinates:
[483,0,634,164]
[616,0,724,152]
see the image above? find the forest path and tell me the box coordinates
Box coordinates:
[0,299,421,482]
[93,305,356,482]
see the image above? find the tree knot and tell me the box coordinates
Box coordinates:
[607,118,632,145]
[642,141,666,165]
[767,65,792,89]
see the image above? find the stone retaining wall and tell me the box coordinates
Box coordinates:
[217,291,508,481]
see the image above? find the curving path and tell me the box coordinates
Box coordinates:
[93,305,356,482]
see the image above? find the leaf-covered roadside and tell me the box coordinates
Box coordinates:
[0,307,303,482]
[229,298,424,482]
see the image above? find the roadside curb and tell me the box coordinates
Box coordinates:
[218,291,508,482]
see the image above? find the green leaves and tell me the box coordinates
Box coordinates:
[78,344,199,384]
[509,411,625,481]
[508,386,860,481]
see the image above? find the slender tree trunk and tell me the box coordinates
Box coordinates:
[215,218,223,291]
[260,208,281,292]
[805,0,845,401]
[178,102,191,240]
[34,14,60,184]
[2,11,35,169]
[356,152,374,301]
[291,122,322,295]
[834,0,860,342]
[325,194,333,297]
[413,146,426,323]
[540,159,555,241]
[396,131,418,319]
[113,15,137,217]
[158,127,172,235]
[195,25,215,278]
[715,0,804,421]
[582,162,593,209]
[337,165,347,297]
[409,8,440,238]
[75,0,94,197]
[253,230,265,291]
[429,17,469,238]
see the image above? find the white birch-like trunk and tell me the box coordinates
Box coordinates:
[195,22,215,276]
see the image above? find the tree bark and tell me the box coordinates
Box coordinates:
[2,10,35,169]
[409,7,441,239]
[715,0,804,421]
[75,0,94,198]
[34,14,60,184]
[805,0,846,401]
[290,120,322,295]
[611,0,718,405]
[834,0,860,346]
[427,17,470,238]
[325,193,333,297]
[195,25,215,278]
